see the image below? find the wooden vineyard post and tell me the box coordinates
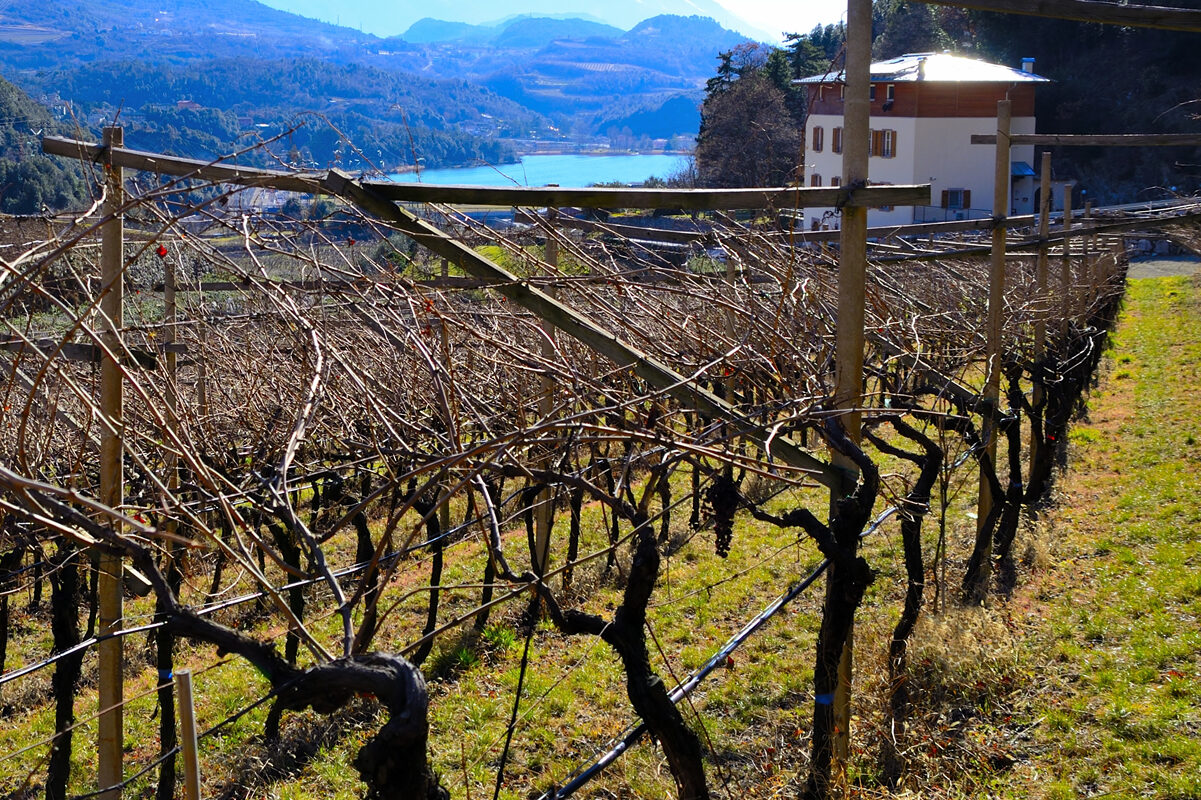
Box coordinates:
[825,0,871,789]
[1030,151,1052,469]
[175,670,201,800]
[971,99,1010,600]
[1084,200,1096,299]
[195,260,209,423]
[1061,184,1073,327]
[156,250,181,800]
[98,125,126,800]
[534,207,558,577]
[440,258,452,541]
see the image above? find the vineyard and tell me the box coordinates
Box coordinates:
[3,2,1201,798]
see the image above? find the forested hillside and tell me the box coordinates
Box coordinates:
[0,0,750,167]
[0,76,88,214]
[695,1,1201,202]
[19,58,542,169]
[375,15,748,135]
[968,6,1201,202]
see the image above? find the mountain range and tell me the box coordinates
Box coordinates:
[0,0,754,172]
[254,0,773,40]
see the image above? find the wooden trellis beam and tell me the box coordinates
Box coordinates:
[914,0,1201,33]
[972,133,1201,146]
[319,168,845,489]
[42,136,928,211]
[43,135,859,488]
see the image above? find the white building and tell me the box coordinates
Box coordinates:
[796,52,1057,229]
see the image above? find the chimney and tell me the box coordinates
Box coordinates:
[1021,57,1035,73]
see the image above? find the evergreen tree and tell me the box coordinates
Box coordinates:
[873,1,951,59]
[0,75,90,214]
[696,73,802,188]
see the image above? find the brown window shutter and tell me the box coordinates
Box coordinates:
[870,129,883,157]
[963,189,972,208]
[941,189,950,208]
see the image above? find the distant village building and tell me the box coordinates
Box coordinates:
[176,99,202,111]
[796,52,1071,229]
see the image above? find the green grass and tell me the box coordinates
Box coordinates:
[989,274,1201,800]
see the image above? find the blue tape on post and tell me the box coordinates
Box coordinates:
[815,693,835,705]
[158,669,173,682]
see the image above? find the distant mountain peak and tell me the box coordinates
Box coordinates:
[255,0,767,40]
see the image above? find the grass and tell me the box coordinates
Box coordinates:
[987,273,1201,799]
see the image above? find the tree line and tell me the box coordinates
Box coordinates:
[695,0,1201,201]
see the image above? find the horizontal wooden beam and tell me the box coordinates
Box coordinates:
[44,136,930,211]
[781,211,1048,241]
[364,180,931,210]
[4,364,100,445]
[515,209,711,244]
[913,0,1201,33]
[42,136,324,194]
[972,133,1201,147]
[319,168,844,490]
[876,206,1201,262]
[0,337,160,369]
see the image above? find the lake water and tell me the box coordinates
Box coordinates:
[389,153,687,187]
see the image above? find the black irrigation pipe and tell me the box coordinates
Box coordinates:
[0,484,527,689]
[541,441,981,798]
[0,620,163,689]
[543,503,904,800]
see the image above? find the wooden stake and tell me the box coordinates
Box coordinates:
[830,0,872,775]
[1084,200,1096,297]
[440,258,452,540]
[975,99,1011,579]
[175,670,201,800]
[1030,151,1052,471]
[98,125,125,800]
[534,208,558,577]
[1061,184,1074,323]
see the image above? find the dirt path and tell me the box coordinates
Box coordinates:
[1125,255,1201,279]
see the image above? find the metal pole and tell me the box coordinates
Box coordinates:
[98,124,125,800]
[175,670,201,800]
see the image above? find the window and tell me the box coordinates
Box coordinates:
[869,129,898,158]
[832,127,843,154]
[830,176,841,188]
[869,84,877,101]
[839,85,845,101]
[941,188,972,209]
[886,83,896,102]
[811,125,824,153]
[811,174,822,187]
